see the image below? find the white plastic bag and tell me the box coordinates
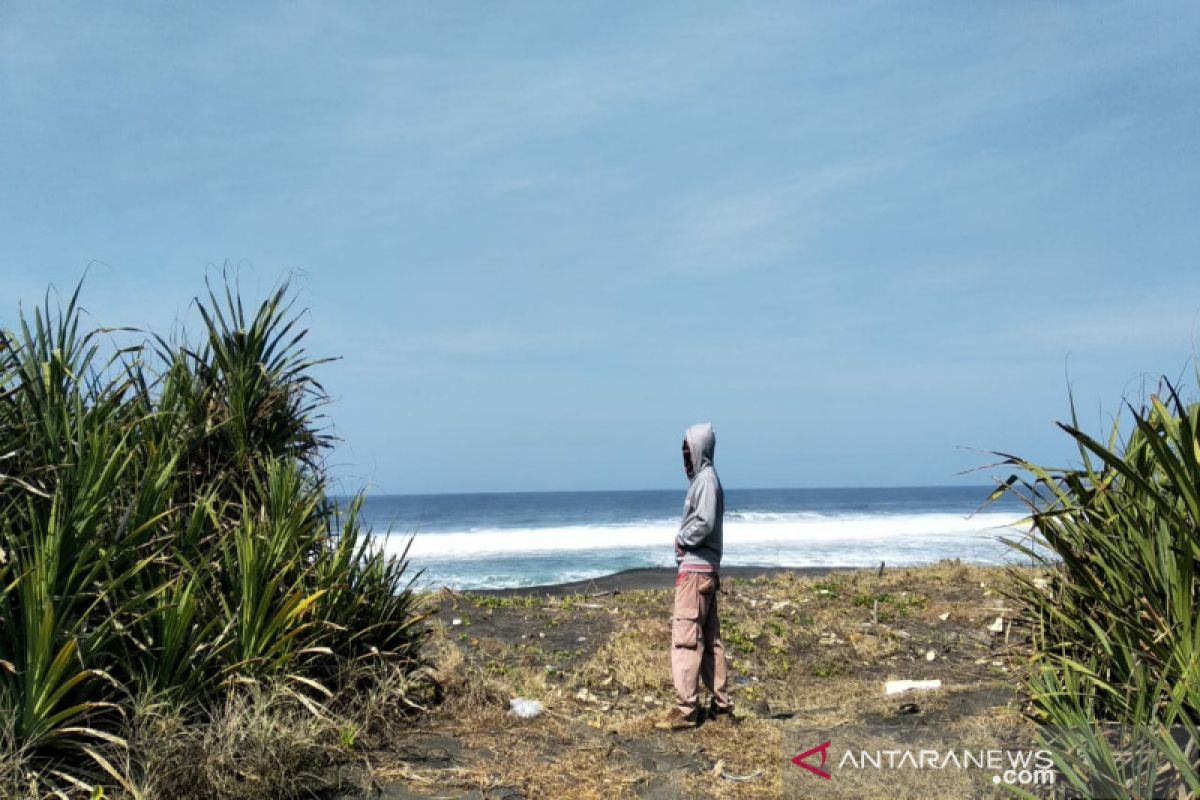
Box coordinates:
[508,698,544,719]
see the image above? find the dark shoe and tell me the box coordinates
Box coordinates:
[707,701,737,723]
[654,710,698,731]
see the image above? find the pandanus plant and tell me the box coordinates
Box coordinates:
[0,277,427,796]
[994,377,1200,799]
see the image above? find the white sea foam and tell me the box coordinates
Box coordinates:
[431,568,619,591]
[373,511,1028,561]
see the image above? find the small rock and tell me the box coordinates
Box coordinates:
[746,698,772,717]
[576,636,587,643]
[538,632,545,639]
[987,616,1005,633]
[451,617,463,626]
[938,612,950,621]
[885,679,942,696]
[925,649,936,662]
[722,769,764,782]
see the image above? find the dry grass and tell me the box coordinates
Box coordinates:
[392,561,1039,799]
[27,668,434,800]
[114,685,335,800]
[580,619,673,695]
[0,719,37,800]
[330,660,437,749]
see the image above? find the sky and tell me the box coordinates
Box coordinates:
[1,2,1198,494]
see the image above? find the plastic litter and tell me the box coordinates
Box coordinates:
[508,698,544,719]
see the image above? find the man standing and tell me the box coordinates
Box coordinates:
[657,422,733,730]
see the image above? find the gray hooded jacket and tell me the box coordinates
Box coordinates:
[675,422,723,572]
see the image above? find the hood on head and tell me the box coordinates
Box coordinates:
[684,422,715,474]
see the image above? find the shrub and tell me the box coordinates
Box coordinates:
[0,277,428,796]
[995,377,1200,798]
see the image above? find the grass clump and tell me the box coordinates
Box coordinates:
[722,623,757,655]
[466,593,539,610]
[810,578,847,597]
[995,376,1200,797]
[851,590,927,621]
[0,276,429,797]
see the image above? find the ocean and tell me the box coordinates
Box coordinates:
[356,485,1033,590]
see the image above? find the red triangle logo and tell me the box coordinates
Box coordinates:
[792,740,832,780]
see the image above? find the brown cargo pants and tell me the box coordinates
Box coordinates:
[671,571,732,718]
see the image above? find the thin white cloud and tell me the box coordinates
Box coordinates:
[661,155,901,274]
[337,7,808,160]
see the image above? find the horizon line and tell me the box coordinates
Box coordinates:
[331,482,1003,499]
